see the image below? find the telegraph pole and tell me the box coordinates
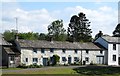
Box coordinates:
[15,17,18,41]
[15,17,18,33]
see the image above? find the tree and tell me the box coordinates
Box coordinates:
[52,54,60,66]
[48,20,66,41]
[18,32,39,40]
[113,23,120,37]
[3,30,17,41]
[67,12,92,42]
[38,33,47,40]
[94,31,103,40]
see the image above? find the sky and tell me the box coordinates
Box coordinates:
[1,0,120,37]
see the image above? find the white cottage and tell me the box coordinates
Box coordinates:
[95,36,120,66]
[15,40,106,66]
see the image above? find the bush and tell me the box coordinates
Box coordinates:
[28,63,42,68]
[52,55,60,66]
[90,61,97,65]
[17,63,42,68]
[17,63,28,68]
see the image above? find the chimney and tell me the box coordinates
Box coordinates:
[50,36,53,43]
[15,33,18,41]
[15,32,18,41]
[49,34,53,43]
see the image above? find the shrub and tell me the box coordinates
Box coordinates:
[28,63,42,68]
[17,63,42,68]
[52,54,60,66]
[17,63,28,68]
[90,61,97,65]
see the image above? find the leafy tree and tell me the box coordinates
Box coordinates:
[3,30,17,41]
[113,23,120,37]
[48,20,66,41]
[38,33,47,40]
[94,31,103,40]
[67,12,92,42]
[18,32,39,40]
[52,54,60,66]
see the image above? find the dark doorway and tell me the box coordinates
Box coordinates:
[43,58,48,66]
[68,57,72,64]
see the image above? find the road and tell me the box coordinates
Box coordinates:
[2,65,84,73]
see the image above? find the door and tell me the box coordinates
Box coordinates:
[9,56,15,67]
[96,56,104,64]
[43,58,48,66]
[68,57,71,64]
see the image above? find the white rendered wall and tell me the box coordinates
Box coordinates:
[21,48,105,66]
[108,44,119,66]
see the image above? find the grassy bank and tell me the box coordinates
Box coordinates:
[2,65,120,76]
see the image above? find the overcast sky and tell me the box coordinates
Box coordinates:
[1,0,120,37]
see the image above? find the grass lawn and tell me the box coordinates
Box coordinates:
[2,67,76,74]
[73,65,120,76]
[2,68,23,70]
[2,66,120,76]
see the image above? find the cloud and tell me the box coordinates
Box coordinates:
[63,6,117,37]
[99,6,112,12]
[2,3,117,37]
[2,7,56,33]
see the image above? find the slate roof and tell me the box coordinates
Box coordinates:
[0,34,12,46]
[17,40,101,50]
[3,47,15,54]
[102,36,120,43]
[0,34,20,54]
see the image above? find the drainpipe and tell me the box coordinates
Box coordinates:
[81,50,82,65]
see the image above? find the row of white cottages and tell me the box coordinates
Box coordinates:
[1,35,120,67]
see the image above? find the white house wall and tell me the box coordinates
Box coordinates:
[108,44,119,65]
[118,44,120,57]
[82,50,105,64]
[21,48,105,66]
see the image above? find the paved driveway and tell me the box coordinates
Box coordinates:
[2,66,83,73]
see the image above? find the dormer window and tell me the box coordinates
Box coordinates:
[62,49,66,53]
[100,50,103,54]
[74,50,78,54]
[41,48,45,53]
[86,50,89,54]
[33,48,37,53]
[113,44,116,50]
[50,48,54,53]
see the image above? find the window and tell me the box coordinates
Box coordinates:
[26,58,28,62]
[10,56,14,61]
[50,48,54,53]
[100,50,103,54]
[74,50,78,54]
[85,57,89,62]
[33,58,38,63]
[113,44,116,50]
[62,57,67,62]
[74,57,79,62]
[113,55,116,61]
[62,49,66,53]
[86,50,89,54]
[33,48,37,53]
[41,48,45,53]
